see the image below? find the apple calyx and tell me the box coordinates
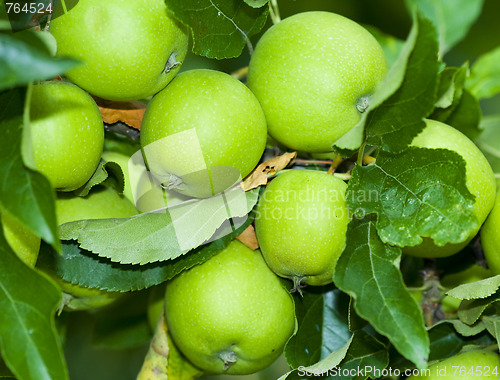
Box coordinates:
[164,52,182,73]
[219,349,238,370]
[290,276,307,296]
[355,95,371,113]
[160,172,184,191]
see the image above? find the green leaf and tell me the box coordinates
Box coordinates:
[0,31,78,91]
[37,218,251,292]
[334,12,439,154]
[165,0,268,59]
[73,160,109,197]
[467,45,500,99]
[446,275,500,300]
[476,114,500,180]
[243,0,268,8]
[0,88,59,250]
[0,227,68,380]
[433,65,467,111]
[285,288,351,368]
[457,291,500,325]
[365,13,440,152]
[334,215,429,368]
[59,188,259,265]
[337,330,389,380]
[347,148,477,248]
[405,0,484,55]
[449,319,486,337]
[278,336,353,380]
[440,89,481,141]
[482,315,500,348]
[427,322,470,361]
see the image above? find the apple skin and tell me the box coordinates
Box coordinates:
[403,119,496,258]
[140,69,267,198]
[1,212,40,267]
[50,0,188,101]
[254,170,349,286]
[56,185,138,225]
[164,240,295,375]
[407,349,500,379]
[29,81,104,191]
[482,192,500,275]
[247,11,387,153]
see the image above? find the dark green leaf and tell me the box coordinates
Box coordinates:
[37,218,251,292]
[427,321,468,361]
[347,148,477,248]
[243,0,268,8]
[442,90,481,140]
[405,0,484,55]
[165,0,268,59]
[334,215,429,368]
[0,31,78,91]
[285,288,351,368]
[432,65,467,112]
[365,13,440,152]
[457,291,500,325]
[0,88,59,250]
[58,188,259,265]
[467,45,500,99]
[0,227,68,380]
[337,330,389,380]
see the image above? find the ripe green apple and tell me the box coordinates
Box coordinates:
[482,192,500,275]
[1,211,40,267]
[40,186,138,310]
[440,264,491,313]
[407,349,500,379]
[254,169,349,287]
[403,119,496,258]
[164,240,295,375]
[247,11,387,153]
[49,0,188,101]
[29,81,104,191]
[56,185,138,225]
[140,69,267,198]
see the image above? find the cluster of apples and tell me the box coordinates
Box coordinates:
[6,0,500,376]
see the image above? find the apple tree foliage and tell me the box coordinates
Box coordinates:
[1,0,500,379]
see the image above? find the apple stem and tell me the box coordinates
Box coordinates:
[290,276,307,296]
[219,350,238,371]
[356,95,370,113]
[164,52,182,74]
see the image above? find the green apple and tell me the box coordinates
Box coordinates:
[40,186,138,310]
[440,264,491,313]
[255,169,349,287]
[140,69,267,198]
[164,240,295,375]
[56,185,138,225]
[247,11,387,153]
[1,211,40,267]
[29,81,104,191]
[403,119,496,258]
[50,0,188,101]
[482,192,500,275]
[407,349,500,379]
